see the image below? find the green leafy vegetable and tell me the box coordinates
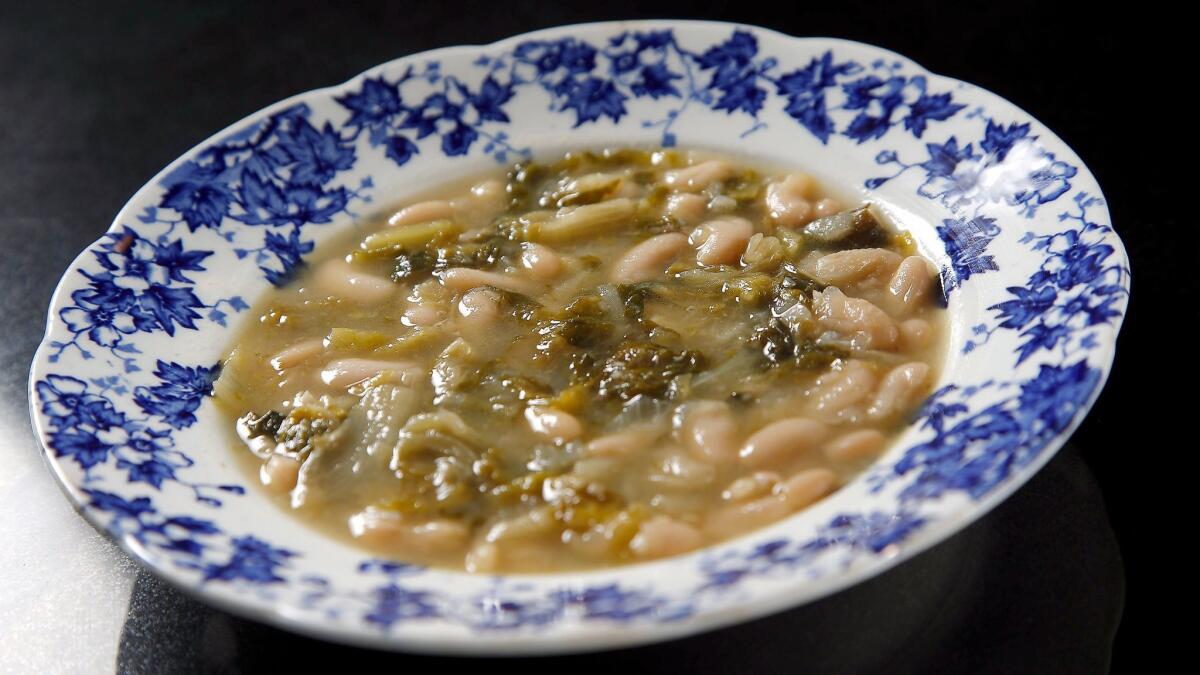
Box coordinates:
[391,235,516,282]
[268,397,349,457]
[240,410,284,439]
[594,340,706,402]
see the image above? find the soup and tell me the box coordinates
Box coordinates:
[213,148,946,573]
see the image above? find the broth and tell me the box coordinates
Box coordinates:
[214,148,946,573]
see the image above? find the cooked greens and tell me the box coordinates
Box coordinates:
[215,148,945,573]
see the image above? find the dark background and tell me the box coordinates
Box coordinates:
[1,1,1186,672]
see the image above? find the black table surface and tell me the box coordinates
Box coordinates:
[1,2,1186,672]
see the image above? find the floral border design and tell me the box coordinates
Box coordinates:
[335,30,967,163]
[143,104,372,285]
[31,25,1127,639]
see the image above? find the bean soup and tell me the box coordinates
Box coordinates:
[213,148,946,573]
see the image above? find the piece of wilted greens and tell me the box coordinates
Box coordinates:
[240,410,284,439]
[594,340,706,402]
[523,198,638,243]
[618,283,653,322]
[360,220,463,257]
[390,235,515,282]
[325,327,390,352]
[239,397,348,459]
[532,291,619,359]
[749,318,795,366]
[535,316,612,356]
[440,371,554,423]
[775,262,826,294]
[803,205,890,250]
[274,403,347,457]
[748,317,847,370]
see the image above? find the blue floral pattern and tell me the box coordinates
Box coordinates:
[965,193,1127,360]
[47,227,248,372]
[340,30,966,154]
[875,359,1102,501]
[146,104,372,285]
[85,487,295,582]
[699,511,927,589]
[36,369,244,503]
[866,115,1082,293]
[869,116,1077,216]
[30,24,1127,645]
[311,560,696,631]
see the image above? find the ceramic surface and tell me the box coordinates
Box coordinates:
[28,21,1128,654]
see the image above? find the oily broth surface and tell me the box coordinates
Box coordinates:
[214,148,947,573]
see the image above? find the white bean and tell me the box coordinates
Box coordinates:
[765,173,816,227]
[722,471,781,502]
[707,467,837,537]
[269,338,324,371]
[408,521,470,552]
[457,287,503,338]
[314,258,393,304]
[809,359,878,423]
[812,248,903,287]
[705,492,791,539]
[664,159,733,191]
[694,217,754,266]
[739,418,830,469]
[647,492,709,518]
[868,362,932,422]
[629,516,705,559]
[813,197,843,217]
[489,543,552,571]
[587,424,665,457]
[259,455,300,493]
[707,194,736,214]
[611,232,688,283]
[571,456,621,483]
[469,179,507,212]
[812,287,899,350]
[778,468,837,509]
[680,400,740,464]
[824,429,886,462]
[887,256,936,316]
[524,406,583,443]
[612,178,642,199]
[440,267,540,296]
[402,303,444,327]
[795,249,824,278]
[388,200,455,227]
[409,279,449,304]
[320,358,418,387]
[649,450,717,489]
[665,193,708,226]
[899,318,932,352]
[484,508,556,543]
[458,287,502,317]
[519,243,563,281]
[349,509,469,554]
[687,222,713,246]
[464,542,501,573]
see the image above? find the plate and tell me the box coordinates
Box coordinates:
[28,20,1129,654]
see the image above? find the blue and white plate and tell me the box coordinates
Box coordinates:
[28,21,1128,654]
